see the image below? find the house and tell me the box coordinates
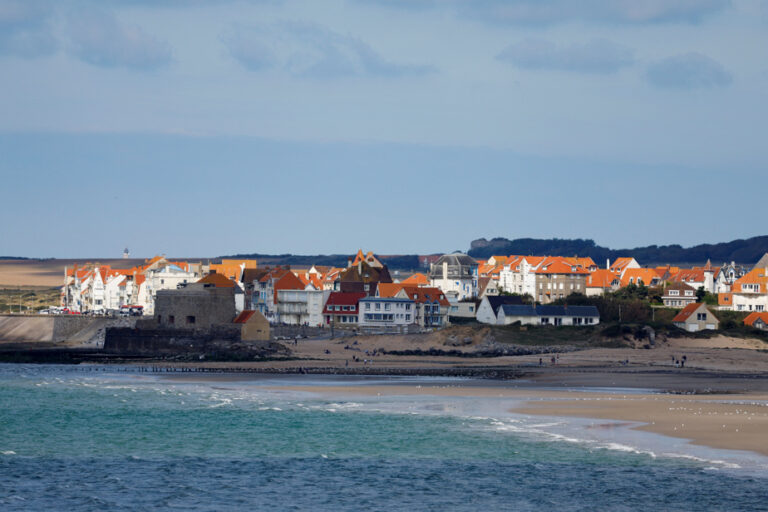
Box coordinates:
[392,286,451,327]
[208,259,258,283]
[744,311,768,330]
[662,282,697,308]
[532,257,589,304]
[586,269,619,296]
[496,305,600,326]
[715,261,748,293]
[672,303,719,332]
[323,292,367,327]
[358,296,415,329]
[620,268,662,288]
[339,257,393,296]
[429,252,478,300]
[400,272,429,286]
[476,295,525,324]
[718,292,733,310]
[275,288,330,326]
[609,257,640,277]
[666,264,718,294]
[252,268,305,319]
[729,266,768,313]
[233,310,270,341]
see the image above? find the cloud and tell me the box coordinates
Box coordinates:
[67,9,172,70]
[358,0,730,25]
[646,52,732,89]
[221,22,434,78]
[497,38,634,73]
[0,0,57,58]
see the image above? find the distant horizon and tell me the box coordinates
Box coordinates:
[3,233,766,262]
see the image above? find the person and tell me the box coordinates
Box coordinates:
[539,357,543,367]
[345,360,348,367]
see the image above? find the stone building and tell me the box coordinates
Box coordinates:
[429,253,478,300]
[154,283,236,330]
[234,310,270,341]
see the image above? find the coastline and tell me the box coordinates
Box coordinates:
[250,380,768,458]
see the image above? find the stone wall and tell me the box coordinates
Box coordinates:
[155,286,236,330]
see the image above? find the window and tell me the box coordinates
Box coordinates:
[696,313,706,321]
[405,314,411,322]
[365,303,370,310]
[351,305,356,311]
[187,315,196,324]
[669,290,679,296]
[161,279,164,285]
[384,303,391,311]
[342,305,349,311]
[169,315,175,325]
[375,303,381,310]
[405,304,411,311]
[685,291,693,296]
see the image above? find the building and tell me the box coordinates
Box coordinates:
[496,305,600,326]
[729,266,768,313]
[233,310,270,341]
[672,303,719,332]
[197,272,245,313]
[609,257,640,277]
[339,255,393,296]
[662,282,698,308]
[394,286,451,327]
[620,268,662,288]
[429,253,478,300]
[252,268,305,319]
[323,292,367,327]
[476,295,525,324]
[358,296,415,329]
[532,257,589,304]
[154,283,236,330]
[585,269,619,296]
[276,288,330,326]
[744,311,768,330]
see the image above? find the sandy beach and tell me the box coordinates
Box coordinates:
[258,381,768,457]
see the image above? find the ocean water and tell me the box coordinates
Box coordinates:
[1,365,767,511]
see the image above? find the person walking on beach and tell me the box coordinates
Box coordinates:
[539,357,543,367]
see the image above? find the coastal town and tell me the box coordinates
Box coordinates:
[57,249,768,335]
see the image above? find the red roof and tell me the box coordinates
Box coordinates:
[400,286,450,306]
[323,292,367,313]
[672,303,705,323]
[233,310,256,323]
[198,272,236,288]
[744,312,768,327]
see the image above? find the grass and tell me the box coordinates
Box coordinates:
[488,323,632,348]
[0,287,60,313]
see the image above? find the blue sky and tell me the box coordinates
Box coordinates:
[1,0,766,258]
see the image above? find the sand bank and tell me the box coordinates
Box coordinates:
[265,382,768,457]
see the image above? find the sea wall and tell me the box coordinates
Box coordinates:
[103,324,242,356]
[0,315,137,346]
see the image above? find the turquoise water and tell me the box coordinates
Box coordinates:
[1,365,767,511]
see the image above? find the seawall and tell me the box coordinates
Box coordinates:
[0,315,136,347]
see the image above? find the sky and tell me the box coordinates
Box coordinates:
[1,0,767,258]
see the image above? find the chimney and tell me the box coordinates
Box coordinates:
[606,259,610,270]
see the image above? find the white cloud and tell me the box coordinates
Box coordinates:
[497,38,634,73]
[646,52,732,89]
[221,22,434,78]
[68,9,173,70]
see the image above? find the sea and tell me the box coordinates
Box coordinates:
[1,364,767,511]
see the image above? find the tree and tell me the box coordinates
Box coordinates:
[696,286,706,303]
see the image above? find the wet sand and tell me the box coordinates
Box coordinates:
[261,382,768,457]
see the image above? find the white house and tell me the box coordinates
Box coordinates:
[496,305,600,326]
[276,287,331,326]
[358,297,415,328]
[429,253,478,300]
[476,296,525,324]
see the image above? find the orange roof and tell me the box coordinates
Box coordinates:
[669,269,708,284]
[610,257,635,273]
[732,268,768,294]
[620,268,661,288]
[197,272,236,288]
[672,303,704,322]
[377,283,406,297]
[401,272,429,286]
[744,312,768,327]
[718,292,732,306]
[564,257,597,269]
[587,269,617,288]
[399,286,450,306]
[534,257,589,275]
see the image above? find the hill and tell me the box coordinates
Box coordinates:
[468,236,768,265]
